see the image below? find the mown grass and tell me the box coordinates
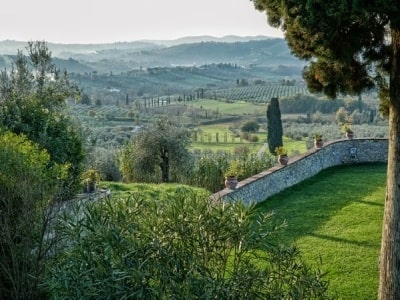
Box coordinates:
[190,99,268,116]
[99,181,211,200]
[255,163,386,299]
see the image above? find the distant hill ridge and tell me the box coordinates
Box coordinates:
[0,36,304,74]
[0,35,278,54]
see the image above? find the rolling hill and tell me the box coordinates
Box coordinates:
[0,36,307,99]
[0,36,304,73]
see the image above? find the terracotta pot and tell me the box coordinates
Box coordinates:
[346,131,354,139]
[224,176,238,190]
[314,139,324,148]
[278,155,289,166]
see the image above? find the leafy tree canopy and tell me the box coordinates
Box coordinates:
[252,0,399,98]
[120,117,192,183]
[0,41,85,198]
[0,130,64,299]
[240,120,260,132]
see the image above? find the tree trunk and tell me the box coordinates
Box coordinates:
[379,28,400,299]
[160,151,169,183]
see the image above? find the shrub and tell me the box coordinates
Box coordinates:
[0,130,63,299]
[188,151,229,192]
[240,120,260,132]
[249,134,259,142]
[45,190,330,299]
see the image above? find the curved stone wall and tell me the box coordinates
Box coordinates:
[211,138,388,205]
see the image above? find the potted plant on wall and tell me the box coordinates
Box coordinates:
[342,124,354,139]
[313,133,324,148]
[275,146,289,166]
[82,168,100,193]
[223,160,242,190]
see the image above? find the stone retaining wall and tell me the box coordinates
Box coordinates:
[211,138,388,205]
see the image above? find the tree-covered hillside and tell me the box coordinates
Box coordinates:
[0,37,304,73]
[0,37,305,100]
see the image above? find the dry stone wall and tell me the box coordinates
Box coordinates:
[211,138,388,205]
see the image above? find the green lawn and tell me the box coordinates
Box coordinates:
[256,163,386,299]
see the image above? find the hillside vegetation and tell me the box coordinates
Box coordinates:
[0,37,305,99]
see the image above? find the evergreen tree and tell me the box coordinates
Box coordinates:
[252,1,400,297]
[266,97,283,155]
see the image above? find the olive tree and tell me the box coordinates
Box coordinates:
[120,117,192,183]
[251,0,400,297]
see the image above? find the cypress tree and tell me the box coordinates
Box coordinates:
[266,97,283,155]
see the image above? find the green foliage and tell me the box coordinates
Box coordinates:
[335,107,349,124]
[187,150,274,192]
[275,146,288,156]
[341,124,353,133]
[81,168,100,183]
[209,84,309,103]
[0,130,62,299]
[188,151,228,192]
[87,146,122,181]
[267,97,283,154]
[240,120,260,132]
[81,92,91,105]
[224,159,244,178]
[279,94,355,115]
[249,134,259,142]
[0,41,85,199]
[120,116,192,183]
[45,188,330,299]
[313,133,323,141]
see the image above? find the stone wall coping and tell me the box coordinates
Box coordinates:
[211,138,388,203]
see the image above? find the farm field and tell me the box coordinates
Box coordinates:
[190,125,308,155]
[188,99,268,116]
[205,84,310,102]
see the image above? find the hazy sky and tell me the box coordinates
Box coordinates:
[0,0,283,44]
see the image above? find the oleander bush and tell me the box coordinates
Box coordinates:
[44,188,331,299]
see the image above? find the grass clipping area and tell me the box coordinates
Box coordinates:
[256,163,386,299]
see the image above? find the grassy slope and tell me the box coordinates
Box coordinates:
[256,163,386,299]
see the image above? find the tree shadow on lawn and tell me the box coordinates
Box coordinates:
[254,163,386,246]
